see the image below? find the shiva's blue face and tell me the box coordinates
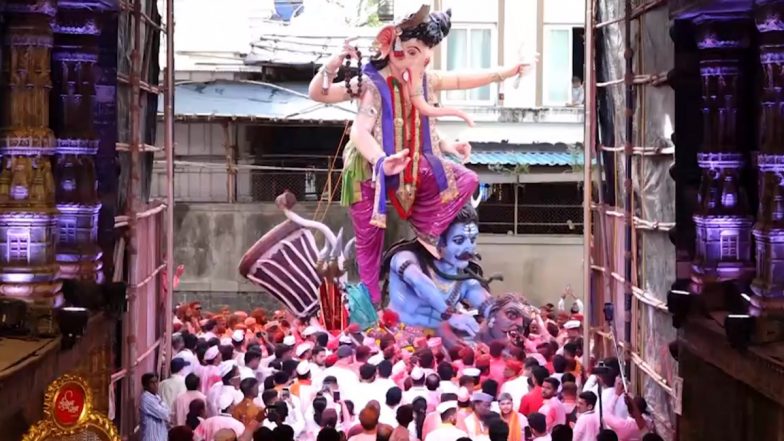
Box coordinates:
[439,221,479,270]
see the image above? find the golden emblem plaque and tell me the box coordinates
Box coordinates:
[22,374,120,441]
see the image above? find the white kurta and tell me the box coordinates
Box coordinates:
[424,424,468,441]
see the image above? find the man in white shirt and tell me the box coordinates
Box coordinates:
[527,412,551,441]
[584,370,629,419]
[194,392,246,441]
[436,362,458,395]
[352,363,392,413]
[292,361,316,413]
[403,367,429,404]
[301,325,320,343]
[239,350,263,382]
[425,401,468,441]
[173,333,200,377]
[573,391,600,441]
[373,359,397,396]
[296,342,313,362]
[200,320,218,341]
[310,346,328,390]
[231,329,246,366]
[379,387,402,427]
[158,358,189,410]
[173,373,206,426]
[322,345,359,396]
[206,361,243,417]
[200,345,222,394]
[499,359,529,410]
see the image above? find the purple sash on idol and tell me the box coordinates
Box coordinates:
[362,63,452,222]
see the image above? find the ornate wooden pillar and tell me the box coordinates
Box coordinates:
[690,16,756,293]
[753,2,784,300]
[0,0,60,303]
[51,2,103,282]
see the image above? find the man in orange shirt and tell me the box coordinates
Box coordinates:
[519,366,549,416]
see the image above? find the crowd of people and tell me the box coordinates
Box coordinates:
[140,297,661,441]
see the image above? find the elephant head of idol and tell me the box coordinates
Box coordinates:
[373,5,474,126]
[275,192,355,282]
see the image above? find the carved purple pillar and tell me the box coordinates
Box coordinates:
[753,3,784,301]
[0,0,61,303]
[51,3,103,282]
[690,16,755,293]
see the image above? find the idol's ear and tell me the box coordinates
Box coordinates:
[375,25,397,59]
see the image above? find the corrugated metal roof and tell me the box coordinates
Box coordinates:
[468,142,584,166]
[163,80,356,122]
[246,32,377,66]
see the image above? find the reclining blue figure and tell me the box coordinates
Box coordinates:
[382,203,501,348]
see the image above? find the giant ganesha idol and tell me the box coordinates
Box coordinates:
[307,4,534,305]
[238,192,376,332]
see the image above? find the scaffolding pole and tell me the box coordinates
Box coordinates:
[623,0,634,373]
[582,0,595,369]
[162,0,176,378]
[123,0,143,433]
[113,0,170,433]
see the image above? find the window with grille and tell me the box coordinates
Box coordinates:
[720,232,739,260]
[60,219,77,244]
[443,25,495,104]
[7,228,30,263]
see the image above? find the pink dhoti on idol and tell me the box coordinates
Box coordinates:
[342,63,479,303]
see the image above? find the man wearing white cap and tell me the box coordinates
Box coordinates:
[301,325,320,343]
[200,345,222,394]
[291,360,316,412]
[206,361,243,417]
[231,329,246,367]
[296,342,313,361]
[424,401,467,441]
[283,335,297,347]
[195,390,246,441]
[403,367,429,404]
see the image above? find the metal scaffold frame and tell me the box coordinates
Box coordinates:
[584,0,677,437]
[110,0,175,435]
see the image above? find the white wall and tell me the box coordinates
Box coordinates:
[442,0,499,22]
[439,120,584,144]
[502,0,538,108]
[478,234,584,306]
[543,0,586,24]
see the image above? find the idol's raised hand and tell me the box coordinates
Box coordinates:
[449,313,480,337]
[444,141,472,164]
[382,149,411,176]
[326,37,360,71]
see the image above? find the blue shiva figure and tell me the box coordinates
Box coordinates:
[382,204,497,346]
